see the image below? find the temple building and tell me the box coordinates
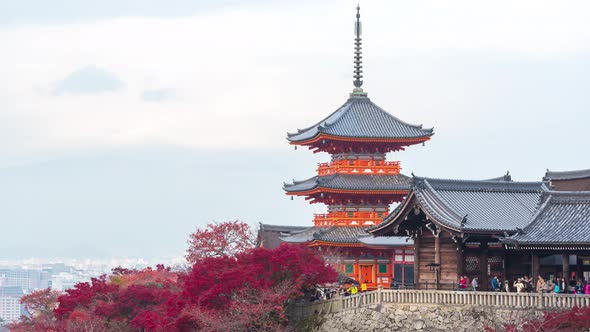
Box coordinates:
[257,6,590,292]
[280,6,430,289]
[502,188,590,283]
[368,176,546,290]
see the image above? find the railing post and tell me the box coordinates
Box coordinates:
[377,285,383,304]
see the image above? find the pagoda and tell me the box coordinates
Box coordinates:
[283,6,433,289]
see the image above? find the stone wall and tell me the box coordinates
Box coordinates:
[312,303,548,332]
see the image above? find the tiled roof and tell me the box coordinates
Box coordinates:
[312,226,370,243]
[287,96,433,142]
[371,176,546,233]
[280,226,411,246]
[504,189,590,246]
[259,223,308,233]
[257,223,310,249]
[280,227,318,243]
[544,168,590,181]
[284,174,412,193]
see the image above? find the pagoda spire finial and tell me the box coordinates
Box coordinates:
[351,4,367,97]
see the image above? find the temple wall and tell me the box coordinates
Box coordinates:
[310,303,547,332]
[416,231,458,289]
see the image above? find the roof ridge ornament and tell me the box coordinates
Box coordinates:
[351,5,368,98]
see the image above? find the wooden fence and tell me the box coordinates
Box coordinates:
[288,289,590,318]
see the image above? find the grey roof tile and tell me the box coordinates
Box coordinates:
[372,176,546,233]
[284,174,412,192]
[257,223,310,249]
[280,226,318,243]
[505,189,590,245]
[287,96,433,142]
[280,225,411,246]
[544,168,590,181]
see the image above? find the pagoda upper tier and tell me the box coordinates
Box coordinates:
[287,94,434,154]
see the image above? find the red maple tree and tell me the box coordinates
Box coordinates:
[8,288,61,332]
[17,243,336,331]
[186,220,255,263]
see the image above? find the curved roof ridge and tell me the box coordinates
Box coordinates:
[416,178,465,227]
[287,97,433,143]
[520,194,554,234]
[544,168,590,181]
[412,175,543,192]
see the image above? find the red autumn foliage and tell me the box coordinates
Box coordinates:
[186,220,255,263]
[179,244,337,329]
[11,239,336,331]
[8,288,61,332]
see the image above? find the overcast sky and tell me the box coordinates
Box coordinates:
[1,0,589,259]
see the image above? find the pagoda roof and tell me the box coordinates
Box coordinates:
[284,173,412,193]
[544,168,590,181]
[502,189,590,249]
[370,176,546,234]
[286,96,433,144]
[280,225,412,246]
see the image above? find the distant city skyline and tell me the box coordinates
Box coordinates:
[1,0,589,259]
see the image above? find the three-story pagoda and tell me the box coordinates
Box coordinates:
[283,6,433,289]
[284,6,433,228]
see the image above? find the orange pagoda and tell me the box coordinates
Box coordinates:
[282,6,433,289]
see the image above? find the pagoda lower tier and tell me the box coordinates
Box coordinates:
[279,225,415,290]
[284,173,410,205]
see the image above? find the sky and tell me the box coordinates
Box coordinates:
[1,0,589,259]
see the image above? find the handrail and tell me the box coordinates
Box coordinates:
[287,289,590,319]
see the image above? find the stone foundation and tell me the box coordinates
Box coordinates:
[313,303,548,332]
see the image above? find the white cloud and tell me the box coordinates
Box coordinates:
[0,0,589,162]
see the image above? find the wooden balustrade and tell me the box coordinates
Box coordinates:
[287,289,590,319]
[317,160,401,176]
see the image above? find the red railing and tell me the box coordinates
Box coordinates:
[317,160,401,176]
[313,211,387,227]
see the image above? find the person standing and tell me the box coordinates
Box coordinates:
[471,277,479,292]
[490,275,500,292]
[536,276,545,293]
[459,276,467,291]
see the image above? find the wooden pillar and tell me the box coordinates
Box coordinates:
[434,233,441,290]
[479,242,489,291]
[414,237,421,287]
[532,253,540,283]
[576,255,583,280]
[457,242,464,282]
[562,254,570,281]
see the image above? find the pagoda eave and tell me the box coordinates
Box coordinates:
[308,240,363,247]
[285,188,410,196]
[288,133,431,146]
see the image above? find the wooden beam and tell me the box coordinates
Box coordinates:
[532,253,540,283]
[414,237,421,287]
[434,234,441,290]
[479,241,489,291]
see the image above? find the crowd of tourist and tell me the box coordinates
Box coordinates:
[459,275,590,294]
